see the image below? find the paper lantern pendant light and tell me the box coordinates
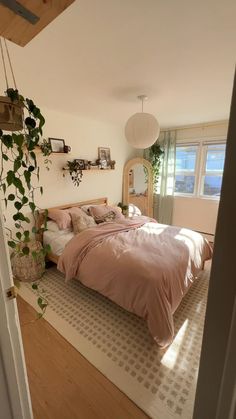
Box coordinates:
[125,95,160,149]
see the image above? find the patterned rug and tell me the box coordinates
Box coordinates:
[18,262,210,419]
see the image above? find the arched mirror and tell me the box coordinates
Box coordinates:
[123,157,153,217]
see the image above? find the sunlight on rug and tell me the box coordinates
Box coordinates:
[18,262,211,419]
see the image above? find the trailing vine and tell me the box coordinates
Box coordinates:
[146,142,164,188]
[0,88,51,257]
[63,159,83,186]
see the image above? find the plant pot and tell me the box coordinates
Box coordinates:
[0,96,24,131]
[12,241,45,282]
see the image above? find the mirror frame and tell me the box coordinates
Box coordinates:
[123,157,153,217]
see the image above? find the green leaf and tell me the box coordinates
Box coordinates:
[22,196,28,204]
[8,194,15,201]
[8,240,16,248]
[23,230,30,238]
[14,201,22,211]
[14,160,21,172]
[13,133,24,147]
[28,165,35,172]
[24,217,30,223]
[32,283,38,290]
[15,223,21,229]
[44,244,51,254]
[24,170,31,188]
[40,186,43,195]
[6,171,15,186]
[2,183,6,194]
[2,153,8,161]
[13,177,25,195]
[16,231,22,240]
[2,135,13,148]
[22,246,29,255]
[29,202,36,212]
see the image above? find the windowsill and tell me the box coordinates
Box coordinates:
[174,194,220,202]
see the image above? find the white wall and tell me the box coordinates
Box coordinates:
[172,121,228,237]
[2,107,135,230]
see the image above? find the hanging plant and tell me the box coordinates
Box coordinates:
[0,88,51,257]
[146,142,164,188]
[63,159,83,187]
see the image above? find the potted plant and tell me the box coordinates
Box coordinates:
[0,88,51,283]
[63,159,83,186]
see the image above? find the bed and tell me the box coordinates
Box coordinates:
[36,197,212,348]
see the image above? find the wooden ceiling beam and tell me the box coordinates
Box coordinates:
[0,0,75,47]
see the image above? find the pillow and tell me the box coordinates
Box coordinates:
[69,207,96,233]
[80,204,106,215]
[48,209,72,230]
[89,205,125,224]
[46,220,60,232]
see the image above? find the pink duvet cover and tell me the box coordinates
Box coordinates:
[58,217,212,347]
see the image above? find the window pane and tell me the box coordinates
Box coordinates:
[175,175,195,194]
[206,144,226,172]
[176,146,197,171]
[203,175,222,196]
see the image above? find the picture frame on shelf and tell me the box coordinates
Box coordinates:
[75,159,85,170]
[49,137,65,153]
[98,147,111,162]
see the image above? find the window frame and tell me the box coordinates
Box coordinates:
[198,142,226,199]
[174,139,226,200]
[174,142,200,197]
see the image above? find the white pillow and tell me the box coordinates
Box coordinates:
[46,220,60,232]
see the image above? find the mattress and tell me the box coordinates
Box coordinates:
[43,230,74,256]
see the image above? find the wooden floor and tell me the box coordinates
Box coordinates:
[18,296,150,419]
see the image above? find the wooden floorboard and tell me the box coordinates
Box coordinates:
[17,296,150,419]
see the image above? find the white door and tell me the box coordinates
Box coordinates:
[0,204,33,419]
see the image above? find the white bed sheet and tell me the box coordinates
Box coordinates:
[43,230,74,256]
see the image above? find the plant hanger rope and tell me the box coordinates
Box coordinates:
[0,37,17,90]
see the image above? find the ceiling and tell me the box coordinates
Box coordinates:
[1,0,236,128]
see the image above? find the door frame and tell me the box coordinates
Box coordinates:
[0,203,33,419]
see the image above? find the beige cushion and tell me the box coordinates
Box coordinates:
[69,208,96,233]
[89,205,125,223]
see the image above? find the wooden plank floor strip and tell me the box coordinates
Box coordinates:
[17,296,149,419]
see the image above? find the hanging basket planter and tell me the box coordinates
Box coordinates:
[0,95,24,131]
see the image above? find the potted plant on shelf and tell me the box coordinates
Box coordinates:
[63,159,83,186]
[0,88,51,288]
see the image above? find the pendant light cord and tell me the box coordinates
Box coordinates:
[0,37,17,91]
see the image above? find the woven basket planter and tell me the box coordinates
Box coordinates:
[12,241,45,282]
[0,96,23,131]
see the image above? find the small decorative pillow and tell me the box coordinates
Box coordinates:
[89,205,125,224]
[48,209,72,230]
[46,220,60,232]
[68,207,96,233]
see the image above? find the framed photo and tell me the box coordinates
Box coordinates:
[98,147,111,162]
[75,159,85,170]
[49,138,65,153]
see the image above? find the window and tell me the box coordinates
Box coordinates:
[175,141,226,198]
[201,143,226,197]
[175,145,198,195]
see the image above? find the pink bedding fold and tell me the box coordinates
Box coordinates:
[58,217,212,347]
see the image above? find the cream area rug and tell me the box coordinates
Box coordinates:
[19,262,211,419]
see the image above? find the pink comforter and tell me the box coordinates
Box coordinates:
[58,217,212,347]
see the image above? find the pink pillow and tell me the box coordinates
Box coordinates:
[48,209,71,230]
[89,205,125,223]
